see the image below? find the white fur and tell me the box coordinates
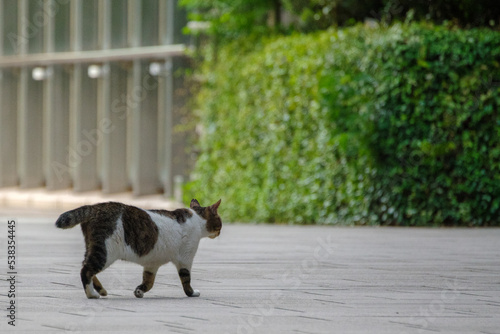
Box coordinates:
[104,208,208,276]
[85,283,100,299]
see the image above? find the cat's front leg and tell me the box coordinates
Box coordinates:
[178,268,200,297]
[134,267,159,298]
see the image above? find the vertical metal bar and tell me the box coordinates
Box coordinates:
[0,2,3,56]
[98,0,112,192]
[17,0,28,188]
[70,0,82,177]
[127,0,141,49]
[0,3,19,185]
[0,64,18,187]
[128,0,141,193]
[70,0,83,190]
[158,0,175,197]
[70,61,83,189]
[40,0,71,190]
[99,0,129,193]
[98,0,111,50]
[157,0,166,192]
[70,0,82,53]
[159,0,175,45]
[43,0,55,53]
[17,0,28,56]
[70,0,100,192]
[128,0,159,195]
[17,63,29,189]
[18,0,44,188]
[0,1,15,187]
[0,1,5,185]
[43,0,59,189]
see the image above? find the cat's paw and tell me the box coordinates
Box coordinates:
[85,285,101,299]
[134,288,144,298]
[189,289,200,297]
[99,288,108,297]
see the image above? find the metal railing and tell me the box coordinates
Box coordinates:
[0,0,188,197]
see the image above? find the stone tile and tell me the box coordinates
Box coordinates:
[0,213,499,333]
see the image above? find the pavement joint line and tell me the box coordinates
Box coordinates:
[274,307,305,313]
[180,315,210,322]
[155,320,194,330]
[106,307,137,313]
[59,311,88,317]
[41,324,69,331]
[313,298,347,305]
[297,315,331,322]
[208,301,243,308]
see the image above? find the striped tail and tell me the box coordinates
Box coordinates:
[55,205,90,229]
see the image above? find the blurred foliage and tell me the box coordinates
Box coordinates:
[179,0,274,39]
[391,0,500,28]
[184,23,500,226]
[180,0,499,42]
[282,0,383,30]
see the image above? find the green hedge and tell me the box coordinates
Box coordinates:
[180,0,500,40]
[185,23,500,226]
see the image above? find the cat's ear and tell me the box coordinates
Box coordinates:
[190,199,201,209]
[209,199,221,213]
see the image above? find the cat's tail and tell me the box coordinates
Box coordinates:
[55,206,90,229]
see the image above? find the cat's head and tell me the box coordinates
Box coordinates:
[190,199,222,239]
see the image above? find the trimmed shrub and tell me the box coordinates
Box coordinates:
[353,24,500,226]
[185,23,500,226]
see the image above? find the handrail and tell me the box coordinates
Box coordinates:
[0,44,186,67]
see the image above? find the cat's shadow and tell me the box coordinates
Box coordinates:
[101,294,196,301]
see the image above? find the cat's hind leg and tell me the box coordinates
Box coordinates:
[81,243,108,299]
[81,267,101,299]
[134,267,159,298]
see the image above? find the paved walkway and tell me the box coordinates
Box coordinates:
[0,211,499,333]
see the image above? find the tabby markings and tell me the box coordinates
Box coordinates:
[149,208,193,223]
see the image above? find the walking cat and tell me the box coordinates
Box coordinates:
[55,198,222,299]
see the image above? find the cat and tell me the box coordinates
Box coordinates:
[55,198,221,299]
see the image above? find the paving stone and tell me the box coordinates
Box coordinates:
[0,212,499,333]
